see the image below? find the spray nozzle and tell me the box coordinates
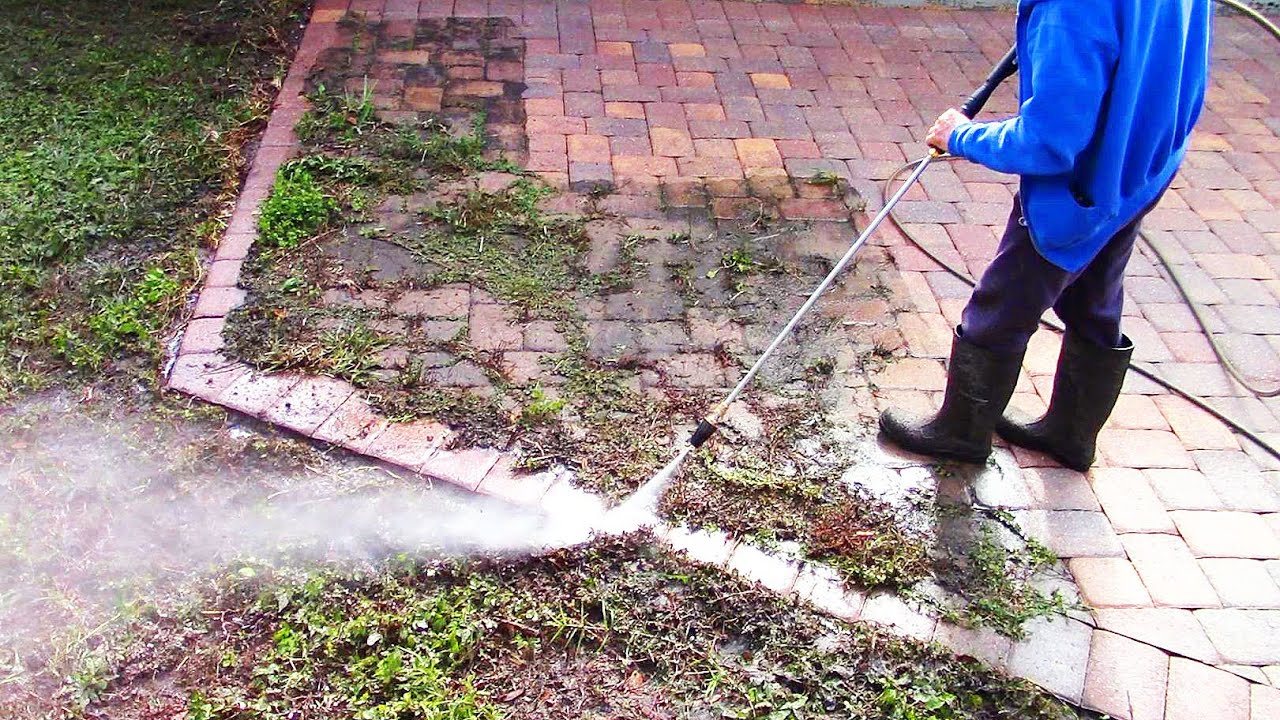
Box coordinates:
[688,400,732,448]
[689,419,718,448]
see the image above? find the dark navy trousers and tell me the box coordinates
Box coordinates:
[960,194,1154,354]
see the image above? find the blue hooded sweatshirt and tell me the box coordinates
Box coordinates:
[948,0,1213,273]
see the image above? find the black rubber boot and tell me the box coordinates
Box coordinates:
[879,330,1025,463]
[995,331,1134,472]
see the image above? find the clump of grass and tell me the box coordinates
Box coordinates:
[298,86,513,179]
[546,343,631,402]
[387,115,520,176]
[807,170,842,187]
[185,573,502,720]
[258,164,339,249]
[875,672,963,720]
[291,92,515,236]
[408,179,591,319]
[50,265,182,371]
[287,153,382,185]
[665,258,700,307]
[518,385,565,427]
[929,517,1074,640]
[704,245,783,299]
[718,247,759,276]
[225,305,388,386]
[316,324,388,384]
[295,81,380,144]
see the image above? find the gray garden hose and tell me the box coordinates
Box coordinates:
[882,0,1280,459]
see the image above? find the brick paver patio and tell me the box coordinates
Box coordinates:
[169,1,1280,717]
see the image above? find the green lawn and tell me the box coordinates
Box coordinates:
[0,0,307,398]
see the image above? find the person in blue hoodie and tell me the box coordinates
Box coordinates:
[879,0,1213,470]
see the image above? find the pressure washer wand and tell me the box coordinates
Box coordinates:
[686,45,1020,450]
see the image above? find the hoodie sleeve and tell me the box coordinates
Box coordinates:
[948,1,1119,177]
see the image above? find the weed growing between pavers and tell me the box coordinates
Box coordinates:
[256,165,340,250]
[84,535,1080,720]
[407,179,592,319]
[924,508,1075,640]
[0,0,307,397]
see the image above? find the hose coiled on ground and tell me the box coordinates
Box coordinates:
[882,0,1280,459]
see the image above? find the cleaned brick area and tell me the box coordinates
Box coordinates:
[1083,630,1169,720]
[169,1,1280,717]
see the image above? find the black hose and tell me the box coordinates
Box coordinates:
[1147,234,1280,398]
[882,0,1280,460]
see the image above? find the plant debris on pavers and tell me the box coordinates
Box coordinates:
[74,535,1083,720]
[217,15,1075,639]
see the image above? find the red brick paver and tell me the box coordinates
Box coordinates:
[1069,557,1154,609]
[1166,658,1251,720]
[1084,630,1169,720]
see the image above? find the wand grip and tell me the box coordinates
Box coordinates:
[959,45,1018,119]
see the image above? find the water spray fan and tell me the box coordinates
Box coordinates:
[630,46,1022,508]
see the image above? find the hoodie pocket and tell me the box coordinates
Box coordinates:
[1070,183,1096,209]
[1025,182,1117,252]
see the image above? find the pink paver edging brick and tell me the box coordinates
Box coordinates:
[263,377,358,436]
